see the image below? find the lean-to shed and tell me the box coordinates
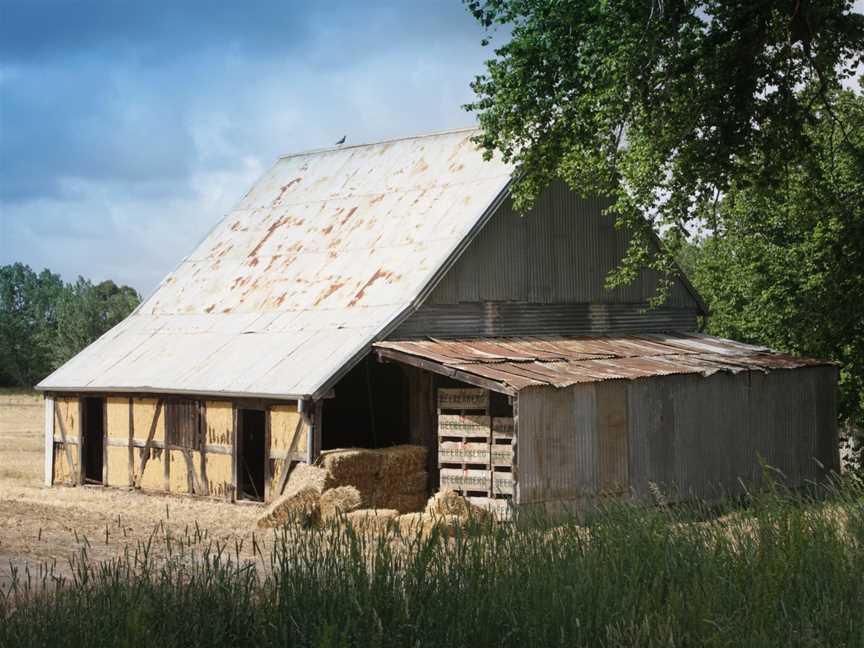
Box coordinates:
[37,128,839,513]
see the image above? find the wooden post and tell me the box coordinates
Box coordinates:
[231,405,238,502]
[275,415,305,497]
[54,401,77,486]
[127,398,134,488]
[78,399,85,485]
[199,401,210,496]
[102,398,108,486]
[44,395,54,486]
[134,399,163,488]
[264,407,272,502]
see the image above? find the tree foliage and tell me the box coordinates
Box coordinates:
[0,264,140,387]
[677,90,864,428]
[464,0,864,297]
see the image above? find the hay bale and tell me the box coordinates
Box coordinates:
[397,512,462,538]
[378,445,427,475]
[397,512,426,536]
[320,486,363,520]
[284,463,329,497]
[346,508,399,532]
[425,489,492,521]
[319,448,383,482]
[377,469,427,494]
[257,487,320,528]
[380,492,428,514]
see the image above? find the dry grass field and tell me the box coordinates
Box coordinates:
[0,390,263,588]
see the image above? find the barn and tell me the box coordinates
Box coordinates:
[36,128,839,516]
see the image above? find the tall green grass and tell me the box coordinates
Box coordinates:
[2,477,862,648]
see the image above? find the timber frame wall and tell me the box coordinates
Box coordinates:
[44,393,321,503]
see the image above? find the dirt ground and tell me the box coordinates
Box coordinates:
[0,391,266,590]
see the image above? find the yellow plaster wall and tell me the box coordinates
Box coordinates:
[205,401,233,447]
[169,449,196,494]
[132,398,164,444]
[270,403,306,454]
[52,442,77,484]
[106,446,131,487]
[137,447,166,492]
[106,397,130,439]
[205,453,233,499]
[53,397,79,442]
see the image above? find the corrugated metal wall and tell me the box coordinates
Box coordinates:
[517,366,838,511]
[392,303,698,338]
[425,181,699,307]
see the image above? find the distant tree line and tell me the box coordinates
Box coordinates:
[0,263,141,387]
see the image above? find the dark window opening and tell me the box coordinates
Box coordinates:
[81,397,104,484]
[165,400,201,449]
[238,409,266,501]
[322,356,410,450]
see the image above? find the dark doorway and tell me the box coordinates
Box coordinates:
[322,356,410,450]
[238,409,266,501]
[81,397,104,484]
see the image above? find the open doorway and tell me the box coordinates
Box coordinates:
[322,356,410,450]
[238,409,265,501]
[81,396,104,484]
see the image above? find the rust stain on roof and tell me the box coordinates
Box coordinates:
[340,206,358,226]
[349,269,395,306]
[271,177,303,205]
[314,281,346,306]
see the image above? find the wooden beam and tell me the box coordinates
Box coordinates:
[134,399,163,489]
[375,348,515,395]
[127,398,134,488]
[44,396,54,486]
[199,401,210,496]
[231,405,238,502]
[102,398,108,486]
[264,406,272,502]
[275,415,305,497]
[54,401,77,486]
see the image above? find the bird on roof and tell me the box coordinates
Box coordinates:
[335,135,346,145]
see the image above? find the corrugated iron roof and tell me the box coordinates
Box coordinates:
[374,334,834,393]
[38,128,514,399]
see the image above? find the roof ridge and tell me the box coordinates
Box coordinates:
[277,126,480,160]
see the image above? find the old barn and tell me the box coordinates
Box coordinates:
[37,129,839,516]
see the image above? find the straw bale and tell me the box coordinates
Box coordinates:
[346,508,399,532]
[284,463,329,497]
[377,469,427,494]
[425,489,492,521]
[257,487,320,528]
[397,512,462,538]
[378,445,427,475]
[319,448,382,482]
[379,492,428,514]
[397,512,426,536]
[320,486,363,520]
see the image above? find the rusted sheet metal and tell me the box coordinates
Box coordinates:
[374,333,835,390]
[38,129,513,399]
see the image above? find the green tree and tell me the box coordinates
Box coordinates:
[0,264,64,386]
[0,265,141,387]
[53,279,141,367]
[677,90,864,430]
[464,0,863,296]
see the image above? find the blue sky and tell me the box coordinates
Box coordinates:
[0,0,496,295]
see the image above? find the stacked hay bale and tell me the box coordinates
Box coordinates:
[318,445,428,513]
[257,445,428,528]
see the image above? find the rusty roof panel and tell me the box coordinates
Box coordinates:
[39,129,514,399]
[374,333,835,390]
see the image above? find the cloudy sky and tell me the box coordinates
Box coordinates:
[0,0,495,296]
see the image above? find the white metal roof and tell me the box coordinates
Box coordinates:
[38,128,514,400]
